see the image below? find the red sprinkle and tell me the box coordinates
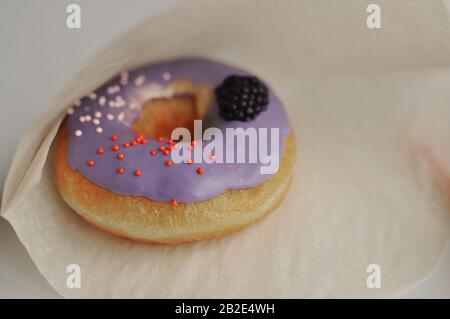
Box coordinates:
[159,145,165,151]
[117,153,125,160]
[111,134,119,141]
[97,147,104,155]
[87,160,95,167]
[140,139,147,145]
[167,145,173,151]
[157,136,164,142]
[130,141,137,146]
[168,139,175,145]
[170,199,178,207]
[163,149,170,156]
[123,143,130,148]
[136,134,144,142]
[150,149,157,156]
[165,160,172,167]
[134,169,141,177]
[117,167,125,174]
[112,145,120,151]
[197,167,204,175]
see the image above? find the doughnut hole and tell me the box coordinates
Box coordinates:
[132,97,197,138]
[132,81,213,138]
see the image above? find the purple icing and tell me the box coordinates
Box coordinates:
[66,57,291,203]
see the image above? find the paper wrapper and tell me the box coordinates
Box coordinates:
[2,0,450,298]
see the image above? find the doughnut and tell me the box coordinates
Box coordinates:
[55,57,295,244]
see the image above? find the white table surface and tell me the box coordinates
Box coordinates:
[0,0,449,298]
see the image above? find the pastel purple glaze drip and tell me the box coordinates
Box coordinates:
[66,58,291,203]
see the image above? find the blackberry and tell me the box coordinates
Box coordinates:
[215,75,269,121]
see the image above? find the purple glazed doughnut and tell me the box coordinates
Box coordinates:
[55,57,295,243]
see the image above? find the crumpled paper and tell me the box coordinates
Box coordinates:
[1,0,450,298]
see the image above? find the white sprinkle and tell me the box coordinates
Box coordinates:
[89,92,97,100]
[107,113,114,120]
[74,130,82,137]
[109,101,116,107]
[96,127,103,133]
[95,111,102,118]
[117,112,125,122]
[114,96,125,107]
[130,102,139,109]
[107,85,121,95]
[134,75,146,87]
[99,96,106,106]
[85,115,92,122]
[79,116,85,123]
[67,107,74,115]
[93,118,100,125]
[162,72,171,81]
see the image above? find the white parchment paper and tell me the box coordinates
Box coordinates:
[1,0,450,298]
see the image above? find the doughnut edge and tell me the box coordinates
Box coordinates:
[55,124,296,244]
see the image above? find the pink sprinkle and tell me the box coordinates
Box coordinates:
[120,71,129,85]
[98,96,106,106]
[121,71,129,79]
[107,85,120,95]
[134,75,146,87]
